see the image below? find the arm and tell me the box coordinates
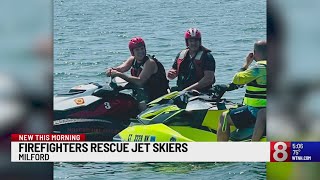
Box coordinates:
[167,53,180,80]
[183,70,215,91]
[233,52,258,85]
[232,68,259,85]
[106,56,134,75]
[233,65,266,85]
[241,52,254,70]
[111,59,157,87]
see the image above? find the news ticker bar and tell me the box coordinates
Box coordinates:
[12,142,270,162]
[10,134,320,162]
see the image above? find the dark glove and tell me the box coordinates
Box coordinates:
[212,83,243,99]
[212,84,228,99]
[213,84,228,92]
[226,83,243,91]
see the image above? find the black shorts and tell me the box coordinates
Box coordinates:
[229,106,256,129]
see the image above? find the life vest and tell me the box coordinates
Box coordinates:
[243,60,267,108]
[176,47,211,90]
[130,55,169,101]
[130,58,144,77]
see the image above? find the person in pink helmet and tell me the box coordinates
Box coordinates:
[106,37,169,109]
[167,28,216,92]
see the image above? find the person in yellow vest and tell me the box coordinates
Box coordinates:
[217,40,267,141]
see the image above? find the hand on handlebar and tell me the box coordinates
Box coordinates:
[227,83,243,91]
[106,68,112,77]
[106,68,121,78]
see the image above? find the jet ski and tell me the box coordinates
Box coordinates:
[54,77,140,141]
[113,84,266,142]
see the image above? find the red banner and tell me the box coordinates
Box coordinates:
[11,134,86,141]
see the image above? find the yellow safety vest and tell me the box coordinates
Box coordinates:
[243,61,267,108]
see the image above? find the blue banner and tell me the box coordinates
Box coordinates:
[291,142,320,162]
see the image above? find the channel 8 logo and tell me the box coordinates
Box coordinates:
[270,142,291,162]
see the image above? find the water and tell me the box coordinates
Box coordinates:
[54,162,266,180]
[54,0,266,179]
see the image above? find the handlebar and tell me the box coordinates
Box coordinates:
[109,77,142,91]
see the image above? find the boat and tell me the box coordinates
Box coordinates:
[113,85,266,142]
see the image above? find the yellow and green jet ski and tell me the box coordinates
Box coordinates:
[113,85,266,142]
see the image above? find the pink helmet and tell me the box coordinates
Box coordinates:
[128,37,146,55]
[184,28,201,46]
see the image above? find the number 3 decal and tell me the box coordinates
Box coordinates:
[104,102,111,109]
